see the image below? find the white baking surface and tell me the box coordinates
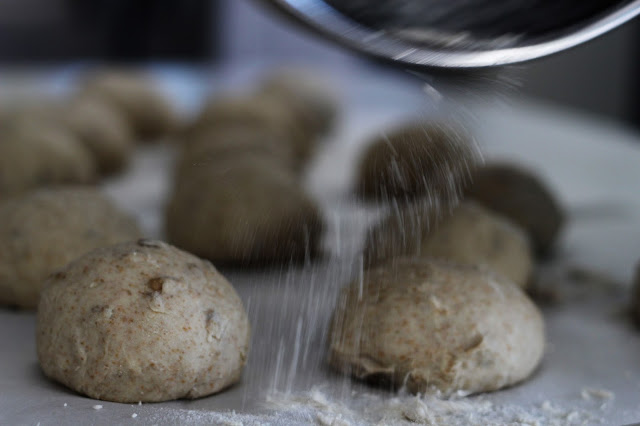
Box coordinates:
[1,64,640,425]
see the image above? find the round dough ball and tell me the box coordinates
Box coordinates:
[0,123,96,197]
[190,95,316,169]
[82,70,178,141]
[176,126,296,178]
[166,157,324,265]
[364,201,533,288]
[356,122,478,204]
[37,239,250,403]
[328,258,545,395]
[0,188,141,309]
[62,96,134,175]
[465,163,564,255]
[258,70,338,136]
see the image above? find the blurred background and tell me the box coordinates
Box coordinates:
[0,0,638,128]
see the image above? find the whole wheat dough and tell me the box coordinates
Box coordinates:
[465,163,564,255]
[82,70,178,141]
[36,239,250,403]
[258,69,338,136]
[176,126,296,177]
[166,157,324,265]
[364,201,533,288]
[190,95,316,169]
[62,96,134,175]
[328,258,545,395]
[0,188,141,309]
[0,123,96,197]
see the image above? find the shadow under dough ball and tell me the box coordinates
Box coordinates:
[190,95,316,169]
[328,258,545,395]
[0,188,142,309]
[356,122,478,204]
[465,163,564,256]
[632,265,640,325]
[175,126,296,178]
[62,96,134,175]
[36,239,250,403]
[82,70,178,141]
[364,201,533,288]
[0,123,96,198]
[166,157,324,265]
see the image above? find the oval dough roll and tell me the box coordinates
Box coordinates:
[328,258,545,395]
[37,239,250,403]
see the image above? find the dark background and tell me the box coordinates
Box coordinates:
[0,0,638,128]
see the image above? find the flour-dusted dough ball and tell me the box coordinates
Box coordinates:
[328,258,545,395]
[258,70,338,136]
[190,95,315,169]
[0,188,141,309]
[82,70,177,141]
[466,163,564,256]
[365,201,533,288]
[356,122,478,204]
[0,124,96,197]
[166,157,323,265]
[62,96,134,175]
[176,126,296,177]
[37,239,250,403]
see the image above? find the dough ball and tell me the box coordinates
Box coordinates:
[0,123,96,197]
[0,188,141,309]
[37,239,250,403]
[61,96,134,175]
[258,70,338,136]
[190,95,316,169]
[82,70,178,141]
[356,122,478,204]
[364,201,533,288]
[176,126,296,178]
[328,258,545,395]
[166,157,324,265]
[465,163,564,255]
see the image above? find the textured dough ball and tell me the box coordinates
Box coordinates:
[190,95,316,169]
[258,70,338,136]
[0,124,96,197]
[37,239,250,403]
[176,126,296,177]
[328,258,545,395]
[82,71,177,141]
[166,157,323,265]
[465,163,564,255]
[62,96,134,175]
[0,188,141,309]
[365,201,533,288]
[356,122,478,204]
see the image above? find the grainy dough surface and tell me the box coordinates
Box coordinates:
[166,157,324,265]
[36,239,250,403]
[356,122,478,203]
[62,96,134,175]
[0,123,96,197]
[190,95,316,169]
[82,71,177,141]
[0,188,141,309]
[466,163,564,255]
[328,258,545,395]
[365,201,533,288]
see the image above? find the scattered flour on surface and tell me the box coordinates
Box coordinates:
[143,388,602,426]
[581,388,614,401]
